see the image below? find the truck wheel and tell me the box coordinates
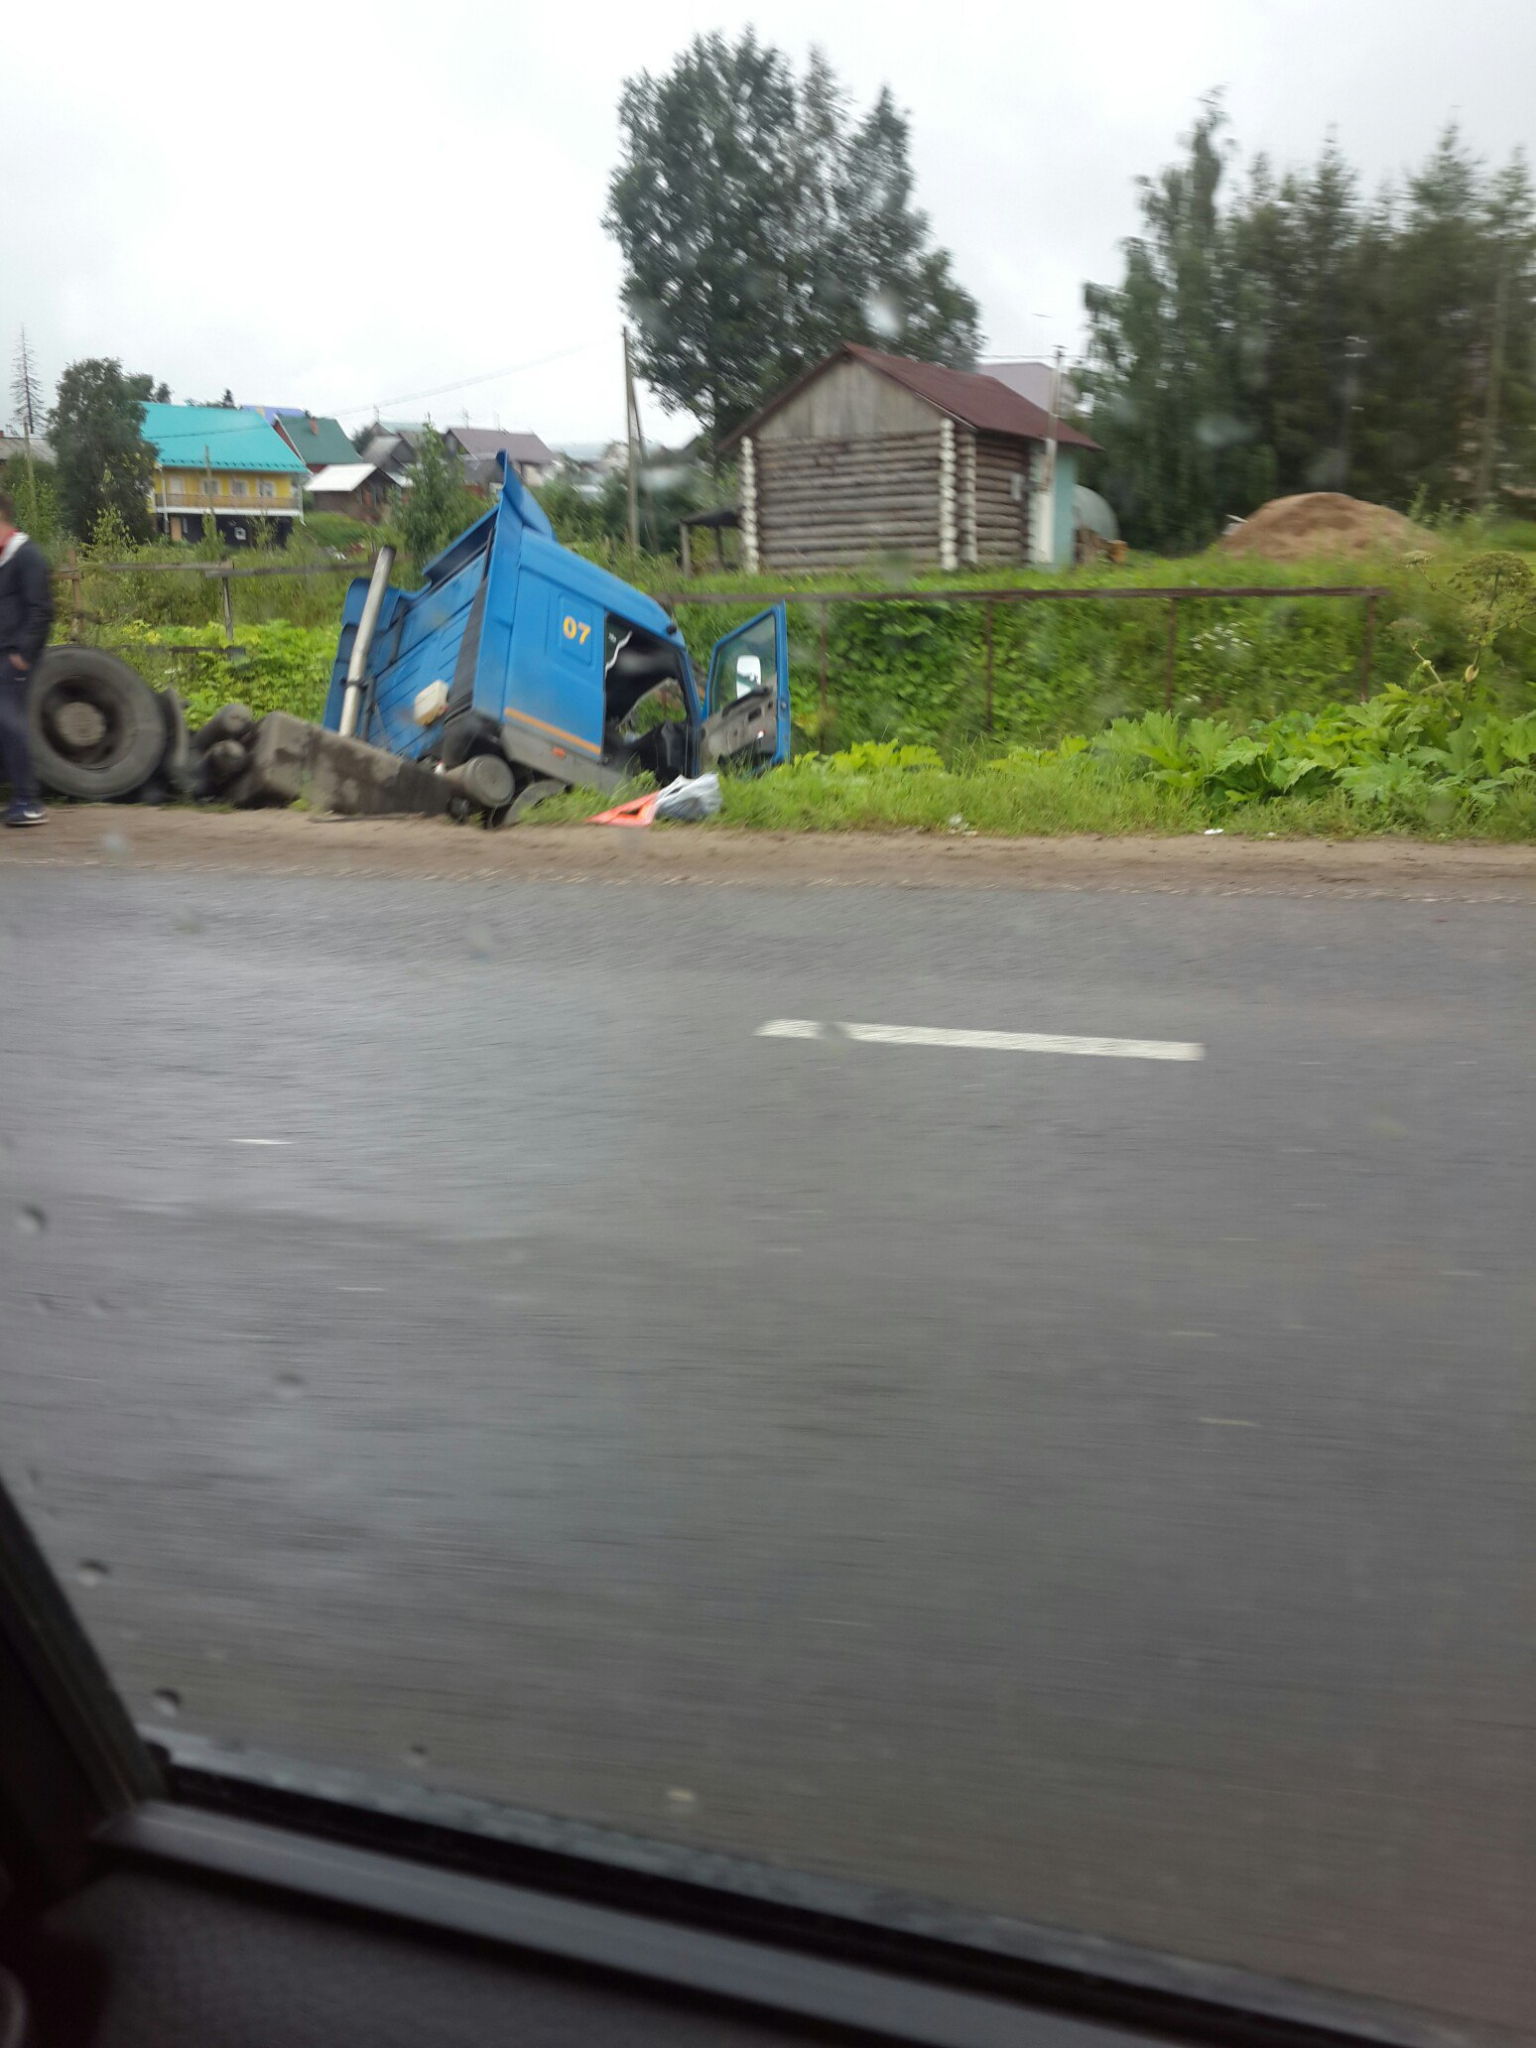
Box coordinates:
[505,777,566,825]
[28,648,168,801]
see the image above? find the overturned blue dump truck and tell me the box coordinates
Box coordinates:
[319,455,790,821]
[17,457,788,818]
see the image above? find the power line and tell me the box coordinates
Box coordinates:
[327,342,606,423]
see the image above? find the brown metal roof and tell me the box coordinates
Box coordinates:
[723,343,1100,452]
[446,426,557,466]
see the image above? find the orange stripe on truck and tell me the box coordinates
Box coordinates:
[502,707,602,755]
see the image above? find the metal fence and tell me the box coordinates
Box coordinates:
[56,556,1388,717]
[657,584,1389,717]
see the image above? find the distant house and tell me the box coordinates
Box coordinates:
[552,440,627,498]
[304,462,402,525]
[721,343,1099,572]
[981,359,1084,416]
[443,426,557,488]
[270,412,360,472]
[359,429,419,481]
[0,432,54,467]
[141,403,309,545]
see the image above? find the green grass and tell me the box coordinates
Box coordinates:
[523,762,1536,842]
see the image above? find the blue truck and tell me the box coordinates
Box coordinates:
[319,456,790,820]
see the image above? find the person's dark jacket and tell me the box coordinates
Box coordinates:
[0,537,54,671]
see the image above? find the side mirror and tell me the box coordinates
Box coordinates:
[735,653,762,697]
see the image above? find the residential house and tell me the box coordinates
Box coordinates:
[981,359,1083,416]
[721,344,1099,571]
[270,412,360,472]
[304,462,403,525]
[443,426,557,489]
[0,432,54,467]
[554,440,629,498]
[359,428,420,481]
[141,403,309,544]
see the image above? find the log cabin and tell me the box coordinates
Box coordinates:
[721,343,1099,573]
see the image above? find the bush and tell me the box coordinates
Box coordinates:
[105,620,337,728]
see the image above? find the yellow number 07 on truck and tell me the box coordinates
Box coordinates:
[561,615,591,645]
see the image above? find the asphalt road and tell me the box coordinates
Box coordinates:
[2,863,1534,2037]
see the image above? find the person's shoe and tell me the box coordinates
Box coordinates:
[3,801,46,828]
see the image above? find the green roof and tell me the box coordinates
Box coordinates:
[273,413,358,465]
[140,404,310,474]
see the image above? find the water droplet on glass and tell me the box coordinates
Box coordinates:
[101,831,130,863]
[274,1370,305,1398]
[76,1560,110,1588]
[15,1205,46,1236]
[152,1688,182,1719]
[666,1786,698,1811]
[465,924,494,960]
[405,1743,429,1768]
[172,908,203,935]
[89,1297,110,1318]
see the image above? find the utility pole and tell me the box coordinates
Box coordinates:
[623,327,641,552]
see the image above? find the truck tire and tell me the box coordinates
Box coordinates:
[28,648,167,801]
[505,777,566,824]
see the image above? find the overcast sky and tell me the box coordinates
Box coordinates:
[6,1,1532,449]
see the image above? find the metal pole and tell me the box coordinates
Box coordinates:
[1359,591,1378,702]
[818,601,830,730]
[983,599,995,733]
[1163,596,1179,711]
[219,564,236,648]
[339,544,395,739]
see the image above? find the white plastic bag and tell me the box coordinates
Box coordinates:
[652,772,722,822]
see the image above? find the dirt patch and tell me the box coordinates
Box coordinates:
[6,808,1536,903]
[1217,492,1431,563]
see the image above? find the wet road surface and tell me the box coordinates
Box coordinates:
[2,865,1534,2037]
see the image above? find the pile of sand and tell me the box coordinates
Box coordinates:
[1217,492,1431,562]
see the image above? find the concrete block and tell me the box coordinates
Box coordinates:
[230,713,452,819]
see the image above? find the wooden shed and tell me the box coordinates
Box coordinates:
[722,344,1099,573]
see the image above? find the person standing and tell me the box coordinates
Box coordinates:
[0,491,54,827]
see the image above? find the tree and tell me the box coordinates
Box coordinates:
[47,358,158,542]
[400,423,482,568]
[1082,108,1536,547]
[606,34,980,454]
[1082,100,1271,550]
[11,329,43,442]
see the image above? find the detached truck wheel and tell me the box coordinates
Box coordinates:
[28,648,167,802]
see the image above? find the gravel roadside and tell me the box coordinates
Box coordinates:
[4,807,1536,902]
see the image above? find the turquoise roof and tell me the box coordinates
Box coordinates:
[140,403,310,474]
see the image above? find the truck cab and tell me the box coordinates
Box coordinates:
[322,459,789,808]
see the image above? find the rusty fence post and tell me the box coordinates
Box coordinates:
[983,599,995,734]
[219,562,236,648]
[1359,591,1378,701]
[1163,595,1180,711]
[818,600,830,734]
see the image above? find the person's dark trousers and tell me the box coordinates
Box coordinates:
[0,665,39,806]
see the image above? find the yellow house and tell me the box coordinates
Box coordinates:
[141,403,309,545]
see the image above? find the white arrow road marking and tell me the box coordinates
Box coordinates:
[757,1020,1203,1062]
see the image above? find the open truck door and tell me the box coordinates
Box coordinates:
[697,604,790,772]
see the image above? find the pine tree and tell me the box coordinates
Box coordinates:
[11,328,43,442]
